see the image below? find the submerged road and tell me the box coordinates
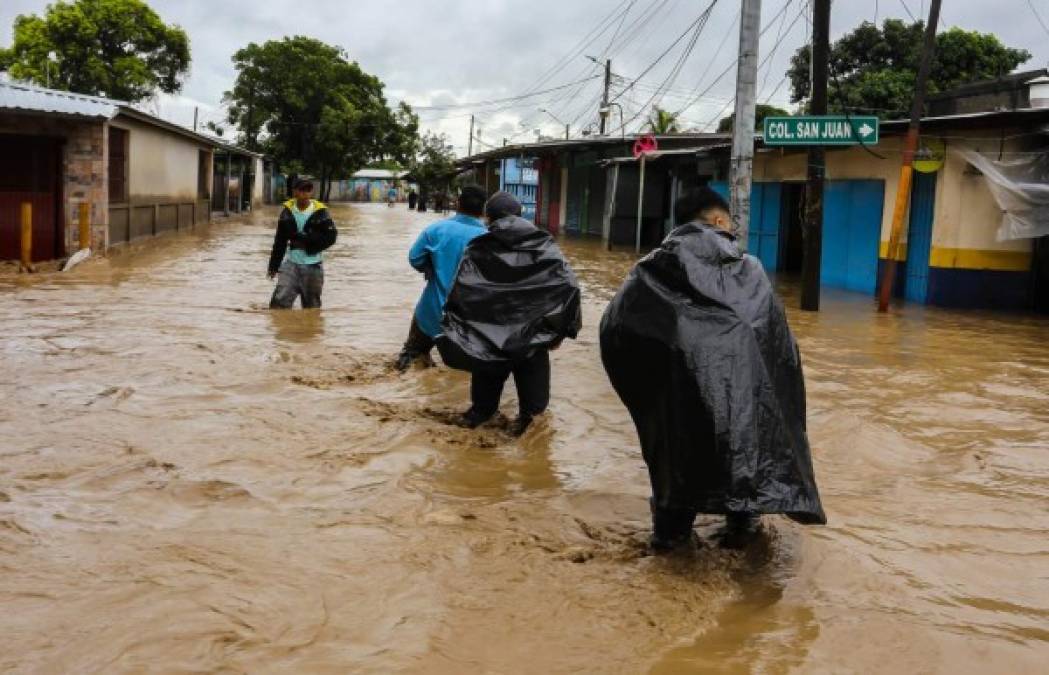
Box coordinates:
[1,203,1047,673]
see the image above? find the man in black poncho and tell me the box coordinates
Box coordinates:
[600,187,825,551]
[437,191,582,436]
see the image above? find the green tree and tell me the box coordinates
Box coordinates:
[787,19,1031,116]
[223,36,418,200]
[646,107,680,134]
[716,104,791,133]
[408,132,456,208]
[0,0,189,102]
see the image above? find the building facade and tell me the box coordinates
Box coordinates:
[1,81,266,263]
[459,112,1049,312]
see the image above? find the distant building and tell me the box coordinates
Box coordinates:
[0,80,268,263]
[327,169,410,202]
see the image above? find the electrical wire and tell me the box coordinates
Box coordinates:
[408,76,603,112]
[691,1,809,131]
[672,0,796,118]
[898,0,916,22]
[1027,0,1049,38]
[608,1,719,106]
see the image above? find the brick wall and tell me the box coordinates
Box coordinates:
[62,121,108,251]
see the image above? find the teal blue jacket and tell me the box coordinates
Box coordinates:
[409,213,486,337]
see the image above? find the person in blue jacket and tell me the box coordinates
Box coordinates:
[396,185,488,371]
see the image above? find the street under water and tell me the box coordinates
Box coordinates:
[1,204,1046,673]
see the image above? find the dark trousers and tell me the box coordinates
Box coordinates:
[651,500,698,542]
[400,317,435,358]
[270,261,323,309]
[470,349,550,419]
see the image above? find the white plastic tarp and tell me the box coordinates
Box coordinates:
[960,148,1049,241]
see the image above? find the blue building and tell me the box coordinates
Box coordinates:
[499,157,539,221]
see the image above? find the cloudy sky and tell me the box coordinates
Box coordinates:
[3,0,1048,156]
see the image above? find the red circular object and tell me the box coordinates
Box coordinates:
[633,134,659,158]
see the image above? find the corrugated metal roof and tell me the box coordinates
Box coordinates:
[0,81,123,118]
[352,169,406,179]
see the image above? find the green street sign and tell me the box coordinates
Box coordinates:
[763,115,880,146]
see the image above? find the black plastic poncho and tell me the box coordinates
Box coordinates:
[437,215,582,374]
[599,222,826,524]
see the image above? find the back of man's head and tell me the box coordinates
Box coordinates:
[458,185,486,217]
[484,191,523,222]
[674,186,732,230]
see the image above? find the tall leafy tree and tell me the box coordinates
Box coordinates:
[788,19,1031,116]
[0,0,189,102]
[716,104,791,133]
[408,132,456,208]
[223,36,418,200]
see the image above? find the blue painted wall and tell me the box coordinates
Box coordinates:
[904,172,936,303]
[821,180,885,294]
[707,181,782,273]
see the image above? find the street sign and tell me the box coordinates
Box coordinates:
[633,134,658,158]
[762,116,880,146]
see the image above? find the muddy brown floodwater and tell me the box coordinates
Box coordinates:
[1,204,1047,673]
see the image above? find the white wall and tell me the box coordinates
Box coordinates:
[111,115,209,201]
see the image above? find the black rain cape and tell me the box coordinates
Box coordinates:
[437,215,582,373]
[599,222,826,524]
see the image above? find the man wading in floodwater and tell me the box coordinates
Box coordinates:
[267,179,338,309]
[600,187,825,552]
[437,191,581,436]
[396,185,488,371]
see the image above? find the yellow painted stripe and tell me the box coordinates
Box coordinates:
[928,247,1031,272]
[878,244,1031,271]
[878,241,908,261]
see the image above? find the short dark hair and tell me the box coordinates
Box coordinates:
[674,186,730,225]
[293,178,314,192]
[458,185,486,216]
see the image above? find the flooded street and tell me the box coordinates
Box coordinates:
[1,203,1047,673]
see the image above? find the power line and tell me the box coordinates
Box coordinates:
[898,0,916,22]
[1027,0,1049,38]
[608,1,720,135]
[691,1,809,131]
[673,0,795,117]
[408,76,603,111]
[610,1,720,106]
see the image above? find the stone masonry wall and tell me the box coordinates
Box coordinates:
[62,120,108,252]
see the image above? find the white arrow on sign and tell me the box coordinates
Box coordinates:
[857,123,875,138]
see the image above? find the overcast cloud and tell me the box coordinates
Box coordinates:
[3,0,1048,156]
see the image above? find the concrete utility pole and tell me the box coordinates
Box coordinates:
[600,59,611,135]
[801,0,830,312]
[467,114,475,157]
[565,124,570,140]
[878,0,942,312]
[193,106,199,132]
[729,0,761,250]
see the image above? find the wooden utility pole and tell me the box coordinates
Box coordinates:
[729,0,761,250]
[878,0,942,312]
[467,114,475,157]
[600,59,611,135]
[801,0,830,312]
[20,202,33,273]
